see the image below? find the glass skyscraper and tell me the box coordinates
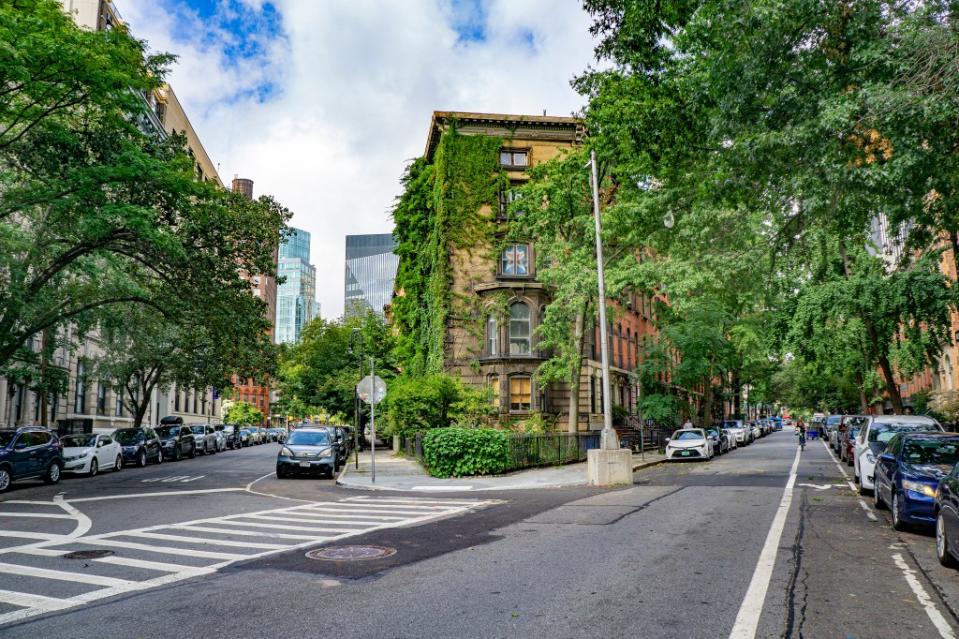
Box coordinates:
[276,228,319,344]
[345,234,399,318]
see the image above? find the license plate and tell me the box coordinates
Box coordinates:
[299,461,311,468]
[681,450,691,456]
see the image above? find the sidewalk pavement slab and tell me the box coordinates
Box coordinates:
[336,450,666,492]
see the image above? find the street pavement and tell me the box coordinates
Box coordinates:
[2,430,959,637]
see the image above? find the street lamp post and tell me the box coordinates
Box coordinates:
[588,149,619,451]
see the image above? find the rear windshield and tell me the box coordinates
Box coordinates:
[287,431,330,446]
[826,416,842,426]
[114,430,145,444]
[156,426,179,437]
[902,439,959,466]
[62,434,97,448]
[869,422,941,443]
[190,426,205,435]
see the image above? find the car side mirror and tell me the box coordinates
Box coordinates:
[879,453,895,463]
[664,437,670,443]
[14,441,26,450]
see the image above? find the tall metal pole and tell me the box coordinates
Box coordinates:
[369,356,376,484]
[589,149,618,450]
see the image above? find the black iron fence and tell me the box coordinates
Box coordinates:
[399,431,601,472]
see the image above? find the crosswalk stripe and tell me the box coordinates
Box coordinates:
[0,530,60,540]
[213,518,363,534]
[0,588,71,611]
[0,512,75,520]
[132,532,288,550]
[173,524,324,541]
[0,561,134,587]
[283,509,407,521]
[313,502,451,511]
[345,497,481,505]
[235,514,381,526]
[298,507,410,519]
[80,538,244,561]
[252,512,388,525]
[9,548,69,558]
[93,556,207,574]
[300,506,454,516]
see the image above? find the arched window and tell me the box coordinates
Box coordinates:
[509,302,531,354]
[487,316,498,356]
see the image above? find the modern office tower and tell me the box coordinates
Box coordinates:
[276,228,319,344]
[344,234,399,318]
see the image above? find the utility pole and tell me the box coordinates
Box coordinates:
[589,149,617,451]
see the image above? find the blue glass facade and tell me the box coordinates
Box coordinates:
[345,234,399,318]
[276,228,319,344]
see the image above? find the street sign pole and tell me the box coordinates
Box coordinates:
[369,356,376,484]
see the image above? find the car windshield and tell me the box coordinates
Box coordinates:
[847,427,861,438]
[869,422,940,443]
[287,431,330,446]
[156,426,179,437]
[0,431,14,447]
[722,422,739,429]
[902,439,959,466]
[190,426,205,435]
[826,416,841,426]
[673,431,704,441]
[61,434,97,448]
[114,430,144,444]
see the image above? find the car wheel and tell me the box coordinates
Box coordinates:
[157,449,163,464]
[892,492,908,531]
[137,450,147,468]
[937,514,958,568]
[43,461,61,484]
[874,483,886,510]
[114,455,122,472]
[276,466,286,479]
[210,443,217,455]
[88,458,98,478]
[173,445,181,461]
[189,443,196,459]
[0,467,11,492]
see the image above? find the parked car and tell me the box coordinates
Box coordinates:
[723,428,738,450]
[61,433,122,476]
[247,428,265,445]
[238,429,252,447]
[934,458,959,567]
[666,428,713,461]
[705,427,730,454]
[854,415,944,494]
[841,422,864,465]
[723,420,749,446]
[216,424,242,450]
[0,427,63,492]
[875,432,959,531]
[114,427,163,467]
[749,422,762,440]
[155,425,196,461]
[189,424,217,455]
[276,427,338,478]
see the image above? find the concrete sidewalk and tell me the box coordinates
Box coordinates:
[336,449,666,492]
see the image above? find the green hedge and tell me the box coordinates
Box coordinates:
[422,427,509,478]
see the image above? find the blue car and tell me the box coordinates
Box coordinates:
[874,432,959,531]
[0,426,64,492]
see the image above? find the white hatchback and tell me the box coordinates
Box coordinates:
[854,415,943,494]
[61,433,122,476]
[666,428,713,461]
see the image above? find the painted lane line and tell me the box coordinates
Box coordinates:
[78,538,244,561]
[173,524,325,541]
[245,471,275,491]
[892,553,958,639]
[66,488,243,503]
[129,532,289,550]
[859,500,878,521]
[300,506,453,517]
[728,444,802,639]
[822,440,879,520]
[92,556,206,575]
[0,562,134,588]
[0,512,75,520]
[0,589,72,612]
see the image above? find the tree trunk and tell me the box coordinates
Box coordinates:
[702,378,714,427]
[731,369,741,418]
[855,370,868,413]
[877,352,904,413]
[126,368,161,428]
[567,304,586,433]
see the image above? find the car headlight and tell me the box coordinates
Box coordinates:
[865,452,875,464]
[319,447,332,458]
[280,447,294,457]
[903,479,937,498]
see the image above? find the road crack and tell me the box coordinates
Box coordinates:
[783,492,809,639]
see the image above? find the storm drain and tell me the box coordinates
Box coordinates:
[64,550,114,560]
[306,545,396,562]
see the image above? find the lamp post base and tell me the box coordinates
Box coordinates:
[587,448,633,487]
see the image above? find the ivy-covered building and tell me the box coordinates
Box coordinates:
[392,111,655,427]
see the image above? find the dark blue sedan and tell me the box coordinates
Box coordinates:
[874,432,959,531]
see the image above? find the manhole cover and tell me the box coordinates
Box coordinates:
[64,550,114,560]
[306,545,396,562]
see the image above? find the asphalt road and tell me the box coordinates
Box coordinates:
[2,430,959,638]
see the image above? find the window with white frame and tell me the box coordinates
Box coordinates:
[509,302,531,355]
[487,315,498,356]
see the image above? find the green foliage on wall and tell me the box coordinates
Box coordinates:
[391,126,503,375]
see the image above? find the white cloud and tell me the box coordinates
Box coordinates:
[118,0,597,319]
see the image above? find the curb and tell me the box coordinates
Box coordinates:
[632,458,667,472]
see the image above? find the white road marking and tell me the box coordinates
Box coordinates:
[892,553,957,639]
[0,562,134,588]
[796,483,831,490]
[245,471,275,491]
[0,512,75,520]
[859,500,878,521]
[67,488,243,502]
[728,444,802,639]
[0,496,492,627]
[0,531,59,541]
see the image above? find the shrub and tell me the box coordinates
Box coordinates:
[422,427,509,478]
[381,374,462,437]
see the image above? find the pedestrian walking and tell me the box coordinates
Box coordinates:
[682,420,694,430]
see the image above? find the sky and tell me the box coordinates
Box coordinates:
[116,0,598,319]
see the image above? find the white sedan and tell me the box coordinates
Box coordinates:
[666,428,713,461]
[854,415,943,494]
[61,433,122,476]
